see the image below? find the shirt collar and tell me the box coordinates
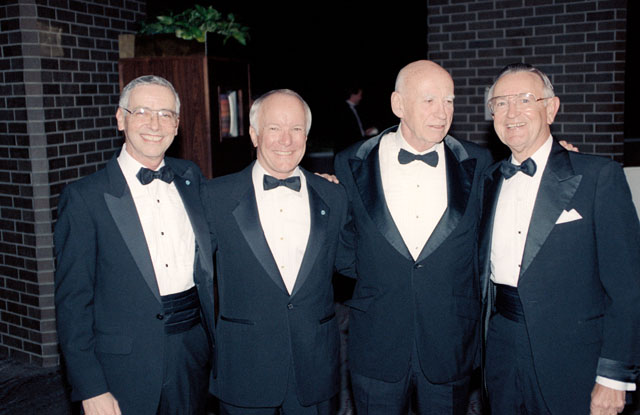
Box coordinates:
[117,143,166,182]
[394,125,442,155]
[510,135,553,178]
[252,160,304,196]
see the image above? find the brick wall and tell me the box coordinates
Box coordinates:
[0,0,145,367]
[427,0,627,162]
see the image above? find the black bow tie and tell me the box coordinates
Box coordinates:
[398,148,439,167]
[263,175,301,192]
[499,158,537,179]
[136,166,175,185]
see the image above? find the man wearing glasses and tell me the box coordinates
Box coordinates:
[480,63,640,415]
[55,75,215,415]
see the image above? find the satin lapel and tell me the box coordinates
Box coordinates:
[520,143,582,279]
[349,143,412,261]
[231,175,288,294]
[479,165,503,303]
[103,156,161,302]
[290,171,328,297]
[416,144,476,263]
[168,160,213,280]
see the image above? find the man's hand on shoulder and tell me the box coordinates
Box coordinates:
[590,383,625,415]
[315,172,340,184]
[82,392,121,415]
[559,140,579,152]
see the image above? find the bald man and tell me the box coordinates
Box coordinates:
[334,60,492,414]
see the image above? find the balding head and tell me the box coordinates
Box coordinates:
[395,60,453,94]
[391,60,455,152]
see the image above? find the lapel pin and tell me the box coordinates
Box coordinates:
[321,209,326,216]
[185,180,191,186]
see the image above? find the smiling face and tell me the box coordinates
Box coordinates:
[250,93,308,179]
[492,71,560,162]
[116,84,179,169]
[391,61,455,152]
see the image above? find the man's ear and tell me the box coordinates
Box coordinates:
[249,126,259,148]
[391,91,404,119]
[116,107,125,131]
[546,96,560,125]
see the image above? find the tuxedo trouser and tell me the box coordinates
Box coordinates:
[156,287,211,415]
[218,359,338,415]
[350,341,471,415]
[485,284,551,415]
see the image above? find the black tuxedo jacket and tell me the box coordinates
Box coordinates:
[479,140,640,414]
[54,152,215,414]
[202,163,351,407]
[334,126,492,383]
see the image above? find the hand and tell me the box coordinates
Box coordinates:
[315,172,340,184]
[590,383,626,415]
[559,140,579,152]
[82,392,122,415]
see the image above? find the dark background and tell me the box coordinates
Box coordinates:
[145,1,428,149]
[145,0,640,156]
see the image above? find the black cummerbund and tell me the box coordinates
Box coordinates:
[494,283,525,323]
[161,286,201,334]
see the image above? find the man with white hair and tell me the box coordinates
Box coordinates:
[202,89,351,414]
[55,75,215,415]
[480,63,640,415]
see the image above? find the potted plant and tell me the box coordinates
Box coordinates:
[120,5,249,57]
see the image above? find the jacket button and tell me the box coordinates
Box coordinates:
[414,264,424,269]
[156,313,164,320]
[287,304,294,310]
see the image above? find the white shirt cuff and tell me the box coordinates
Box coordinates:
[596,375,636,391]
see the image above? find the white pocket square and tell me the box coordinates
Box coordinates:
[556,208,582,224]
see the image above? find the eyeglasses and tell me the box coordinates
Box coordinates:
[121,107,178,125]
[487,93,552,115]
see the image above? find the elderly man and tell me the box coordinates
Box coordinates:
[334,60,492,414]
[55,75,215,415]
[479,63,640,415]
[202,89,351,414]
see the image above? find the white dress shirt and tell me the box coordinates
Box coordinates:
[118,144,195,296]
[252,161,311,294]
[489,136,634,391]
[490,136,552,287]
[379,128,447,260]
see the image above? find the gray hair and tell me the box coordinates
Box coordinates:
[487,63,555,102]
[249,89,312,135]
[119,75,181,114]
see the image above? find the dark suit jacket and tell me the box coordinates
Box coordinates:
[334,126,492,384]
[54,152,215,414]
[479,140,640,414]
[202,163,351,407]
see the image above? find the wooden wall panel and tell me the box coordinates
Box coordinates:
[119,57,213,177]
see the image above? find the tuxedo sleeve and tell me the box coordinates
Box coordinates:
[594,161,640,383]
[54,185,109,400]
[334,184,357,278]
[201,180,219,254]
[333,151,357,279]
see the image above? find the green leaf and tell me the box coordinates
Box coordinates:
[138,4,250,46]
[156,15,174,25]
